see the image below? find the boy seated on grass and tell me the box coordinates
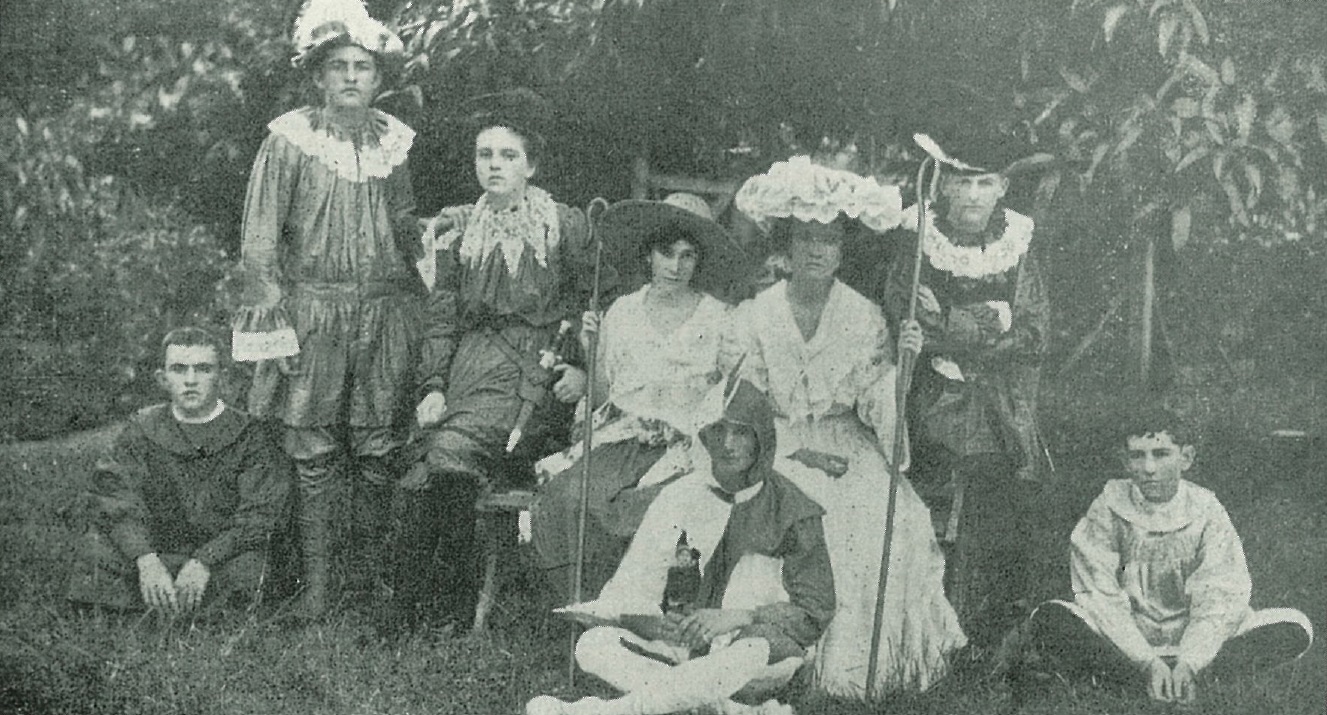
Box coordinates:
[1023,406,1313,703]
[67,327,290,615]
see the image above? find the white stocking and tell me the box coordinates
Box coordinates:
[573,628,772,715]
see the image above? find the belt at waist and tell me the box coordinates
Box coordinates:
[292,278,418,300]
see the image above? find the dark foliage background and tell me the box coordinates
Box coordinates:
[2,0,1325,440]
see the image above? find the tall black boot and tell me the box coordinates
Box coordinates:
[293,458,335,620]
[351,454,398,592]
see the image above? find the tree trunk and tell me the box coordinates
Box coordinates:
[1139,225,1156,386]
[1128,203,1161,390]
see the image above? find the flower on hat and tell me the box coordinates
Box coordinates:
[735,155,903,233]
[291,0,404,67]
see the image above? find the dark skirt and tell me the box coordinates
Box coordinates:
[412,321,572,486]
[530,436,674,604]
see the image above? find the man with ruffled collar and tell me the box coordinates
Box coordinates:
[67,328,290,615]
[1021,407,1312,703]
[229,0,420,618]
[879,129,1052,650]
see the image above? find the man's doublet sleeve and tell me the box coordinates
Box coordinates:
[234,131,301,332]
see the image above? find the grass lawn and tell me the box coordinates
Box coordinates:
[1,421,1323,715]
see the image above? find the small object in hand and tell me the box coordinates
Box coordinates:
[788,448,849,478]
[661,532,702,615]
[538,320,575,369]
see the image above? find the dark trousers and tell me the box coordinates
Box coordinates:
[934,453,1043,647]
[1029,600,1313,684]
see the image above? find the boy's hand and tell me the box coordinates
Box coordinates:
[137,553,179,613]
[1171,661,1198,704]
[656,612,690,645]
[1147,657,1175,702]
[174,559,211,611]
[898,319,924,356]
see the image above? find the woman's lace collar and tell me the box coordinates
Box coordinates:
[457,185,561,272]
[901,203,1034,279]
[268,107,414,183]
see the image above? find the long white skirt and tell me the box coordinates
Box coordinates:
[775,413,966,696]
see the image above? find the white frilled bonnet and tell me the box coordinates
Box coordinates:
[291,0,404,67]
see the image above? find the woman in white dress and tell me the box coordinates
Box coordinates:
[532,193,748,603]
[726,158,966,696]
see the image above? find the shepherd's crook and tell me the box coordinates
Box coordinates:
[569,196,610,685]
[865,158,940,698]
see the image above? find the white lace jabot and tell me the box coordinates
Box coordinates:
[456,185,562,272]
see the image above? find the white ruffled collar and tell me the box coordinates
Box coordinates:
[456,185,561,272]
[268,107,414,183]
[902,203,1033,279]
[1100,479,1199,533]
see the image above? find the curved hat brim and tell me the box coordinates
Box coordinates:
[597,200,749,298]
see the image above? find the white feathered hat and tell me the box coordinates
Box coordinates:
[734,155,903,234]
[291,0,404,67]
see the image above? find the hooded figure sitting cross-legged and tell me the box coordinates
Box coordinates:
[526,379,835,715]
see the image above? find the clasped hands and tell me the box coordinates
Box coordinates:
[1147,657,1198,704]
[137,553,210,614]
[915,285,1009,334]
[655,608,754,651]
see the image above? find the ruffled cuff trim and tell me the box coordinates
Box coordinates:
[231,306,299,362]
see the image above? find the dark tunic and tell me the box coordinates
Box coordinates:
[413,193,593,482]
[79,404,290,567]
[701,473,837,660]
[881,208,1049,481]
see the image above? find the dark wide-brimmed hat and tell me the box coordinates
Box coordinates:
[462,89,553,146]
[598,193,749,298]
[914,127,1053,177]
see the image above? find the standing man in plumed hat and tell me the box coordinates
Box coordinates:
[230,0,420,618]
[879,128,1052,654]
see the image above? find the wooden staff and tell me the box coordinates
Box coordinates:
[569,196,610,685]
[865,158,941,698]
